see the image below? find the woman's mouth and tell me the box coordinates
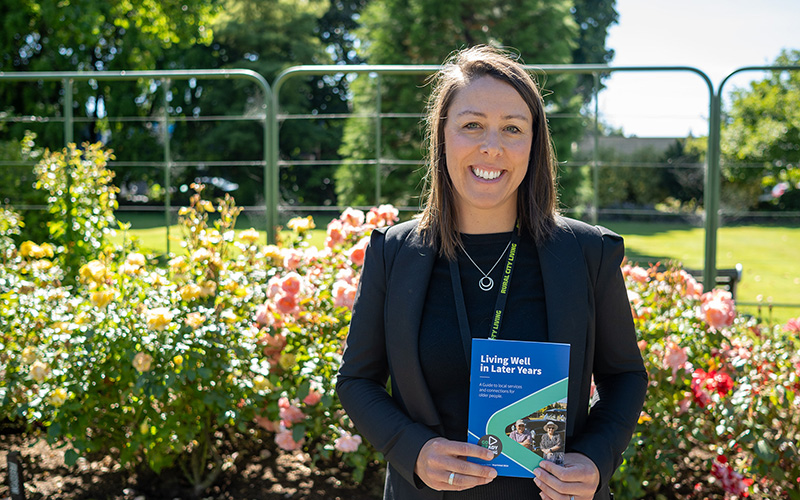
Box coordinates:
[471,167,502,180]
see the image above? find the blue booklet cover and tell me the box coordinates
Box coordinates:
[467,338,570,478]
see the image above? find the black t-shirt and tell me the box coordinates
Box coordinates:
[419,231,548,497]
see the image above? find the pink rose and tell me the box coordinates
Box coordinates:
[784,317,800,333]
[281,272,303,296]
[348,237,370,267]
[334,432,363,453]
[340,207,365,228]
[266,277,283,299]
[303,389,322,406]
[678,270,704,297]
[255,304,272,327]
[627,266,649,283]
[333,280,357,310]
[663,341,688,379]
[275,427,305,451]
[278,397,305,426]
[326,219,345,248]
[701,289,736,330]
[254,416,280,432]
[274,293,298,315]
[282,248,303,270]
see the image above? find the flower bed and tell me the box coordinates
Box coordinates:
[1,140,799,498]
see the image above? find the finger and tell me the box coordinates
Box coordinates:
[442,469,496,491]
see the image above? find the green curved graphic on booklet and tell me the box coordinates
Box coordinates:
[485,378,568,474]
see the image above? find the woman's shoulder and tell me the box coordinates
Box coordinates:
[554,215,622,244]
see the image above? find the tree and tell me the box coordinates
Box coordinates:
[721,50,800,211]
[334,0,593,210]
[570,0,619,102]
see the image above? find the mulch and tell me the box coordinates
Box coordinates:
[0,421,384,500]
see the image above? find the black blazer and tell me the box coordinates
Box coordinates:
[336,217,647,500]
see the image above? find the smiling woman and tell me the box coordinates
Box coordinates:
[336,45,647,500]
[444,76,532,234]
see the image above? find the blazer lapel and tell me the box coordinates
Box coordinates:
[384,227,442,429]
[537,219,590,436]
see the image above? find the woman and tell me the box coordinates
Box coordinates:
[540,421,563,462]
[336,45,647,500]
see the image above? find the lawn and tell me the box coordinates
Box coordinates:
[111,213,800,324]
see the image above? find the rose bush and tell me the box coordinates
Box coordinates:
[0,141,387,494]
[613,264,800,499]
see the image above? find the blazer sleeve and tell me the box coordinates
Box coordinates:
[567,227,648,489]
[336,227,439,486]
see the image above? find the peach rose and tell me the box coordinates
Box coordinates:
[325,219,345,248]
[278,397,305,427]
[332,280,357,310]
[281,272,303,296]
[340,207,365,228]
[303,389,322,406]
[275,427,304,451]
[274,293,298,315]
[334,431,363,453]
[133,352,154,373]
[348,237,370,267]
[701,289,736,330]
[663,341,688,378]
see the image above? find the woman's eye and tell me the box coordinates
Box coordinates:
[505,125,522,133]
[464,122,481,130]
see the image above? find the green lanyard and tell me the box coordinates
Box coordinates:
[449,223,521,360]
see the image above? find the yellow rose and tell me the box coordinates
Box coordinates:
[145,307,174,330]
[239,228,260,244]
[30,360,51,382]
[21,346,37,364]
[20,240,37,257]
[278,353,296,371]
[287,215,315,233]
[168,256,187,272]
[179,283,202,302]
[199,281,217,298]
[91,289,115,308]
[49,388,68,407]
[132,352,154,373]
[32,259,53,271]
[173,355,184,366]
[34,243,55,259]
[191,248,213,263]
[79,260,107,283]
[185,312,205,329]
[126,253,146,267]
[253,375,272,392]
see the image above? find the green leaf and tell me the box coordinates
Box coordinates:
[64,448,80,466]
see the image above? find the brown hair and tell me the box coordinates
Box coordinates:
[417,45,558,259]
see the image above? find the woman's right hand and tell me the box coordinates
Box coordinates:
[414,437,498,491]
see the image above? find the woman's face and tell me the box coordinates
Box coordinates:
[547,426,555,435]
[444,76,533,229]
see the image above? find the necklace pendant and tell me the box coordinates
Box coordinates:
[479,276,494,292]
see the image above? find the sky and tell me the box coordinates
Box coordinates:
[599,0,800,137]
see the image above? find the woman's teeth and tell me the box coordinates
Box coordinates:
[472,167,501,180]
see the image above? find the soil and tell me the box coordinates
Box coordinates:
[0,423,384,500]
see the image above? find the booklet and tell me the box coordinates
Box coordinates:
[467,338,570,478]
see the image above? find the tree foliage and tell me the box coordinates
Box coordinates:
[721,49,800,210]
[334,0,602,210]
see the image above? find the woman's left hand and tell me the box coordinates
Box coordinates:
[532,452,599,500]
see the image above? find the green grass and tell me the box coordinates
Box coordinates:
[602,220,800,323]
[110,213,800,324]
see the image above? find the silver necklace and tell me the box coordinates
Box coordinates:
[461,240,512,292]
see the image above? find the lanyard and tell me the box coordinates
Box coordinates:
[449,223,521,363]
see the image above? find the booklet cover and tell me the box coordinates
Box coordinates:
[467,338,570,478]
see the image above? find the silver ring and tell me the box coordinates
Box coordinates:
[448,472,455,485]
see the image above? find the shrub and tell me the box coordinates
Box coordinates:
[613,263,800,499]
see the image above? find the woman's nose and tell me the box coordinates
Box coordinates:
[480,129,502,156]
